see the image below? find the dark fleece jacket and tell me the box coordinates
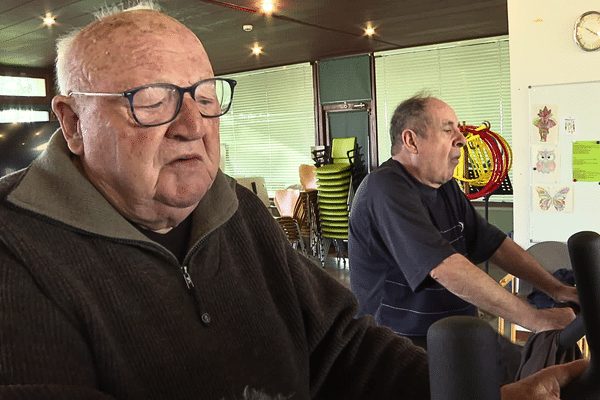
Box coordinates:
[0,131,428,399]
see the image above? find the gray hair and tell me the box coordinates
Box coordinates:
[54,0,161,94]
[389,92,432,156]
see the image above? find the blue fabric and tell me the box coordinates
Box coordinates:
[527,268,575,309]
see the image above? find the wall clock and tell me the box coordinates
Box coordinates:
[574,11,600,51]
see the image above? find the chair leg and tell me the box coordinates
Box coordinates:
[295,223,307,256]
[319,237,331,267]
[333,239,348,268]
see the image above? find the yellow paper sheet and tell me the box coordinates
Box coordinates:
[573,141,600,181]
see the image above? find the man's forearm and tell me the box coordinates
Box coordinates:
[430,253,540,329]
[489,238,570,300]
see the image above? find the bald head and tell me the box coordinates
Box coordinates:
[51,6,221,231]
[57,9,211,94]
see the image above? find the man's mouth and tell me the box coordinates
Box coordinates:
[168,156,201,167]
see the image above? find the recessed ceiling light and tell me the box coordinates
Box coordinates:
[365,27,375,36]
[260,1,275,14]
[243,24,253,32]
[42,13,56,26]
[252,45,262,55]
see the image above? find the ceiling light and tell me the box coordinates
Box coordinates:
[260,1,275,14]
[243,24,253,32]
[252,45,262,55]
[42,13,56,26]
[365,27,375,36]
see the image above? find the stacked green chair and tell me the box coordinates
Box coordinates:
[314,137,357,266]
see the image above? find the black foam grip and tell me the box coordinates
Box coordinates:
[427,316,501,400]
[561,231,600,399]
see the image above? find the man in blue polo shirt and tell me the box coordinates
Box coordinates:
[349,94,578,349]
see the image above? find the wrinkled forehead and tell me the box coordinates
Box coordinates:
[71,10,212,91]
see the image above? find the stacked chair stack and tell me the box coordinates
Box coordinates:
[312,137,359,266]
[274,189,306,256]
[297,165,322,260]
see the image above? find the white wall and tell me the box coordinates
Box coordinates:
[508,0,600,247]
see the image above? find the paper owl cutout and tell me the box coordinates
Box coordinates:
[535,149,556,174]
[535,186,569,211]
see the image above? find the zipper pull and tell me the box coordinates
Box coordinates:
[182,265,195,290]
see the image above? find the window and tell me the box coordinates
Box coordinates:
[0,68,54,123]
[220,64,316,196]
[0,76,47,97]
[0,109,50,123]
[375,36,512,201]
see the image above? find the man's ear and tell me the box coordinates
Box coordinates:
[51,95,84,155]
[401,129,419,154]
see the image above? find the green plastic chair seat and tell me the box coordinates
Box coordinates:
[318,203,348,211]
[319,209,348,217]
[320,220,348,228]
[317,196,347,204]
[316,171,352,181]
[317,190,349,198]
[318,184,351,192]
[320,214,349,222]
[315,163,351,174]
[316,177,351,187]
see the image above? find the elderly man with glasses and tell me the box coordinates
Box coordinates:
[0,3,588,400]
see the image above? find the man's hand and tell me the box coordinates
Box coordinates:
[550,284,579,305]
[501,359,589,400]
[533,307,576,332]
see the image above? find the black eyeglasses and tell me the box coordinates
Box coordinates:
[69,78,237,127]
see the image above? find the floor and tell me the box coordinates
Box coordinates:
[323,256,350,289]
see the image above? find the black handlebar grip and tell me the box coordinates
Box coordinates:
[427,316,501,400]
[562,231,600,399]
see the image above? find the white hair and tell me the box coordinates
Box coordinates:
[241,387,290,400]
[54,0,161,94]
[219,387,292,400]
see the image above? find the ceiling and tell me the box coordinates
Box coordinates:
[0,0,508,76]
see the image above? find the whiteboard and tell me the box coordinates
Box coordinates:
[528,81,600,243]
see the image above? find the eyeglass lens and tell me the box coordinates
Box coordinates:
[131,79,233,126]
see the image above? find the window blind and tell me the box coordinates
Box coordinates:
[220,63,316,197]
[374,36,512,201]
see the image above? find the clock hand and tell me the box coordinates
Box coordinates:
[585,26,599,36]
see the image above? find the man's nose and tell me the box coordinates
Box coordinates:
[455,129,467,147]
[169,94,206,139]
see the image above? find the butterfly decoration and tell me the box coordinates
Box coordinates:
[535,186,570,211]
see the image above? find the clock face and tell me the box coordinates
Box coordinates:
[574,11,600,51]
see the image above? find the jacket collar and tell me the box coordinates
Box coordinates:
[6,130,238,245]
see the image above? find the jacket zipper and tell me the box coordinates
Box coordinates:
[182,265,195,290]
